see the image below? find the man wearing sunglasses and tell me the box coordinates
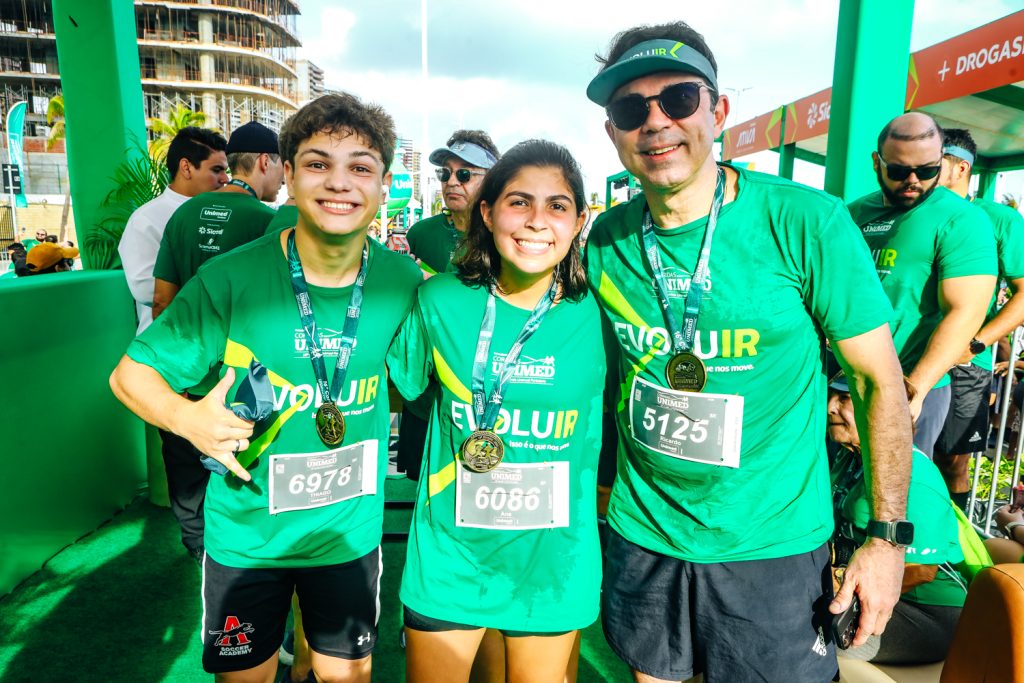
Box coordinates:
[406,130,499,277]
[933,128,1024,512]
[849,113,997,462]
[585,21,913,683]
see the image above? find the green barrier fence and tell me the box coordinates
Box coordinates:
[0,271,146,596]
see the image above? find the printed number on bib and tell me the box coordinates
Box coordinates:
[629,375,742,467]
[268,440,378,514]
[456,461,570,530]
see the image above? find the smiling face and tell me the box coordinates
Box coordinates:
[441,156,486,214]
[481,165,584,286]
[604,72,727,193]
[284,129,390,241]
[827,389,860,452]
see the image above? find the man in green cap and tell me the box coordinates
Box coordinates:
[934,127,1024,511]
[585,21,914,682]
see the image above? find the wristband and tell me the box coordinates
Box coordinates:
[1006,521,1024,542]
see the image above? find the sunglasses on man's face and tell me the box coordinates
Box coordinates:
[436,167,485,184]
[606,81,711,131]
[878,157,942,182]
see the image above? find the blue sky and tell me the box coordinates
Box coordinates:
[294,0,1023,200]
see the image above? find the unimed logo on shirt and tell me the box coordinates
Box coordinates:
[663,266,712,300]
[491,353,555,385]
[294,327,352,358]
[201,207,232,221]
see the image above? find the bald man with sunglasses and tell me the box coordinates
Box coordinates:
[584,21,914,683]
[849,112,998,460]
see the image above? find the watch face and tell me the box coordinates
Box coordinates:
[970,339,986,354]
[894,521,915,545]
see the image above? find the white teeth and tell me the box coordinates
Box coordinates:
[646,145,678,155]
[322,201,355,210]
[515,239,550,252]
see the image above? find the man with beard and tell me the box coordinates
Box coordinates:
[849,112,997,459]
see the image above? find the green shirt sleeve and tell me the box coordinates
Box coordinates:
[386,294,434,402]
[126,273,227,393]
[935,203,997,280]
[152,220,181,285]
[802,202,894,341]
[986,201,1024,280]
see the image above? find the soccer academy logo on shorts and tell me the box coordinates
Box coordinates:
[209,615,254,657]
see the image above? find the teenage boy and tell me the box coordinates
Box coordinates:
[110,93,422,683]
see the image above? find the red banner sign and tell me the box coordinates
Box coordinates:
[721,108,783,160]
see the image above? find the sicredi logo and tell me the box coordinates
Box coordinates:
[201,207,232,221]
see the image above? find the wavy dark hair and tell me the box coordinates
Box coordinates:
[454,139,588,302]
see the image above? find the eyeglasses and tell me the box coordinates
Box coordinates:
[436,167,485,184]
[878,157,942,182]
[606,81,711,131]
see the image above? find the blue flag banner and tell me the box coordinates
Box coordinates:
[6,101,28,208]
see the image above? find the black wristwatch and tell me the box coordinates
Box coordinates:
[866,519,914,548]
[969,337,987,355]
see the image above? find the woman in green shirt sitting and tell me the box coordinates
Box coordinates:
[387,140,603,683]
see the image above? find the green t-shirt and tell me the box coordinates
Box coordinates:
[153,191,275,286]
[968,197,1024,372]
[833,447,968,608]
[264,204,299,235]
[848,187,997,389]
[586,166,893,563]
[128,232,422,568]
[21,238,39,250]
[387,273,605,632]
[406,213,461,275]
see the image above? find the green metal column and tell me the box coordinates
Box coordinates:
[823,0,915,201]
[778,144,796,180]
[976,169,997,200]
[52,0,148,269]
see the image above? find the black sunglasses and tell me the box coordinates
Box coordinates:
[606,81,711,131]
[878,157,942,182]
[436,167,485,183]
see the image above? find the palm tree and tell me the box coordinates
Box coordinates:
[46,94,71,241]
[146,103,214,163]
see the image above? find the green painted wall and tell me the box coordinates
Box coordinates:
[0,272,146,596]
[52,0,148,269]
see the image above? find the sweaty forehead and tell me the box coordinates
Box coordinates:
[880,134,942,164]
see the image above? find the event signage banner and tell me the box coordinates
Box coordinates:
[5,101,28,208]
[720,107,783,160]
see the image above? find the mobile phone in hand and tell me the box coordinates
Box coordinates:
[831,594,862,650]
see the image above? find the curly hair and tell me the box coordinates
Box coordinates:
[279,93,396,173]
[454,139,588,302]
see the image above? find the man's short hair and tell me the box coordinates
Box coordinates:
[876,113,943,154]
[596,22,719,102]
[943,128,977,165]
[446,130,500,163]
[227,152,281,176]
[166,126,227,180]
[279,93,396,174]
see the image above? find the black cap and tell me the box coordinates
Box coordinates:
[226,122,279,154]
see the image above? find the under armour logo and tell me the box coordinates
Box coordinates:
[357,632,372,646]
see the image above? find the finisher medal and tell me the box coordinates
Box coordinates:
[460,430,505,473]
[315,401,346,447]
[665,352,707,392]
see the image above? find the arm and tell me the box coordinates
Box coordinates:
[958,276,1024,363]
[118,215,161,307]
[908,274,997,416]
[152,278,181,320]
[109,356,254,480]
[831,324,912,647]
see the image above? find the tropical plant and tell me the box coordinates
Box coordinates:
[86,135,169,270]
[46,94,72,241]
[146,103,214,163]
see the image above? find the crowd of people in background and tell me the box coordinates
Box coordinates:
[5,15,1023,683]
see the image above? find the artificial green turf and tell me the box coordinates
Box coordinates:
[0,479,629,682]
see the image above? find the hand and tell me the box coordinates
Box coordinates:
[830,538,905,648]
[995,361,1011,377]
[994,504,1024,529]
[907,393,924,425]
[171,368,255,481]
[955,346,976,366]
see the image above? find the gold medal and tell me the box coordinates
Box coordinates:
[315,401,345,447]
[665,352,706,392]
[460,430,505,473]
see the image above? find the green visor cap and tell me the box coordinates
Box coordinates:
[586,39,719,106]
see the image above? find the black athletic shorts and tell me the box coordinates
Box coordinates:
[935,364,992,457]
[201,547,382,673]
[601,528,838,682]
[402,606,571,638]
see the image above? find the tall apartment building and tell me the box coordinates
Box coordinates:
[0,0,301,147]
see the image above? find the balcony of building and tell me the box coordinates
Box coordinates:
[135,0,300,48]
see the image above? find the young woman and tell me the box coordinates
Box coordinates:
[387,140,603,683]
